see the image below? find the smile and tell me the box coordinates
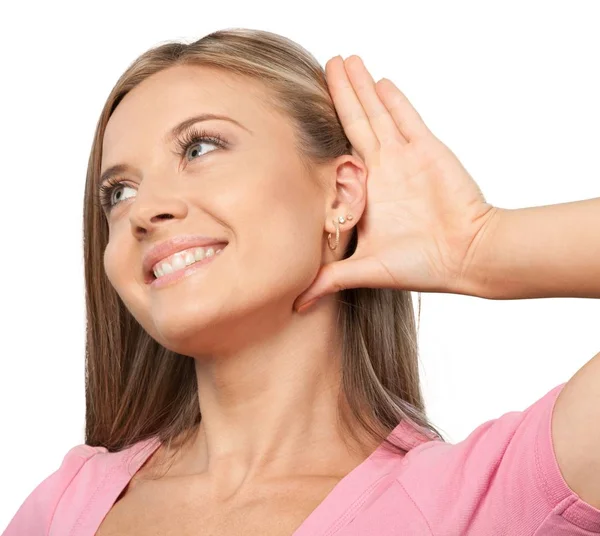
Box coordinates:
[150,245,226,288]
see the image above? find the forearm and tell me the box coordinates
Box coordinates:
[461,198,600,300]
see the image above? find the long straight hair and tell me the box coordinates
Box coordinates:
[83,28,446,465]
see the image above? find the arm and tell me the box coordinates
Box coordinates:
[461,197,600,300]
[461,196,600,511]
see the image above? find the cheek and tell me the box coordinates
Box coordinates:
[103,236,142,306]
[103,237,158,333]
[103,239,120,288]
[238,200,324,300]
[231,167,324,295]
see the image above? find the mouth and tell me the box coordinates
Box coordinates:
[146,243,228,287]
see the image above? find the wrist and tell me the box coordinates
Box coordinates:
[455,206,507,299]
[451,198,600,300]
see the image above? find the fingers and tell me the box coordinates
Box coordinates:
[294,257,384,313]
[325,56,379,159]
[325,55,408,158]
[375,78,432,142]
[294,260,352,313]
[326,54,432,151]
[344,56,409,148]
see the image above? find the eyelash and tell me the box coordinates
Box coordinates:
[97,127,229,212]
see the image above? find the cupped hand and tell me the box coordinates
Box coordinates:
[294,55,499,312]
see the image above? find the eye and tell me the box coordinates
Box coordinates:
[183,138,218,160]
[97,178,136,212]
[175,127,229,161]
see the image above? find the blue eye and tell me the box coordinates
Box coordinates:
[176,127,228,161]
[97,177,136,211]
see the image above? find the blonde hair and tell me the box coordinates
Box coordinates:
[83,28,446,468]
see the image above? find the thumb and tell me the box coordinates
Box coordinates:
[294,257,378,312]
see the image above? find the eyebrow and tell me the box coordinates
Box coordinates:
[164,113,252,143]
[99,113,251,186]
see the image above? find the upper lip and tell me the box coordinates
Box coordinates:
[142,235,229,281]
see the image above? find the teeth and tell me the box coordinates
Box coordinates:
[152,245,224,279]
[184,251,195,266]
[172,255,186,271]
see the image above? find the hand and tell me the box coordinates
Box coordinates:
[294,55,499,312]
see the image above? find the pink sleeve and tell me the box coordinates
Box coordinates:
[2,444,101,536]
[399,383,600,534]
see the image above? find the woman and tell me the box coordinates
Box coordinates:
[4,28,600,535]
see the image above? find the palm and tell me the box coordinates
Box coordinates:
[357,134,496,292]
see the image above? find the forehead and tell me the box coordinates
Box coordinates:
[102,64,279,157]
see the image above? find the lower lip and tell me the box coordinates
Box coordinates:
[149,247,225,289]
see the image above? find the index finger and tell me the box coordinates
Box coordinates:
[343,55,409,148]
[325,56,379,159]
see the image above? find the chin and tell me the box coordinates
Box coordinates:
[151,306,220,345]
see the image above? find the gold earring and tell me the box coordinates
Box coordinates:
[327,213,353,250]
[327,219,340,250]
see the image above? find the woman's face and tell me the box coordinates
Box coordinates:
[100,65,338,356]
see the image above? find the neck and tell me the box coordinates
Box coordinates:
[161,297,377,493]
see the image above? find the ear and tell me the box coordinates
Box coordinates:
[323,154,367,247]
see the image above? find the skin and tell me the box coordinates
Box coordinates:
[100,64,372,499]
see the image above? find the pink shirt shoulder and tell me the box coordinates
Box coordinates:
[4,382,600,535]
[2,438,159,536]
[396,382,600,534]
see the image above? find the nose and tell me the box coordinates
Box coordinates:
[128,189,188,239]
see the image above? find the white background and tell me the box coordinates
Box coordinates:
[1,0,599,529]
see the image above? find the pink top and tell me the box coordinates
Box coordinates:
[4,382,600,535]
